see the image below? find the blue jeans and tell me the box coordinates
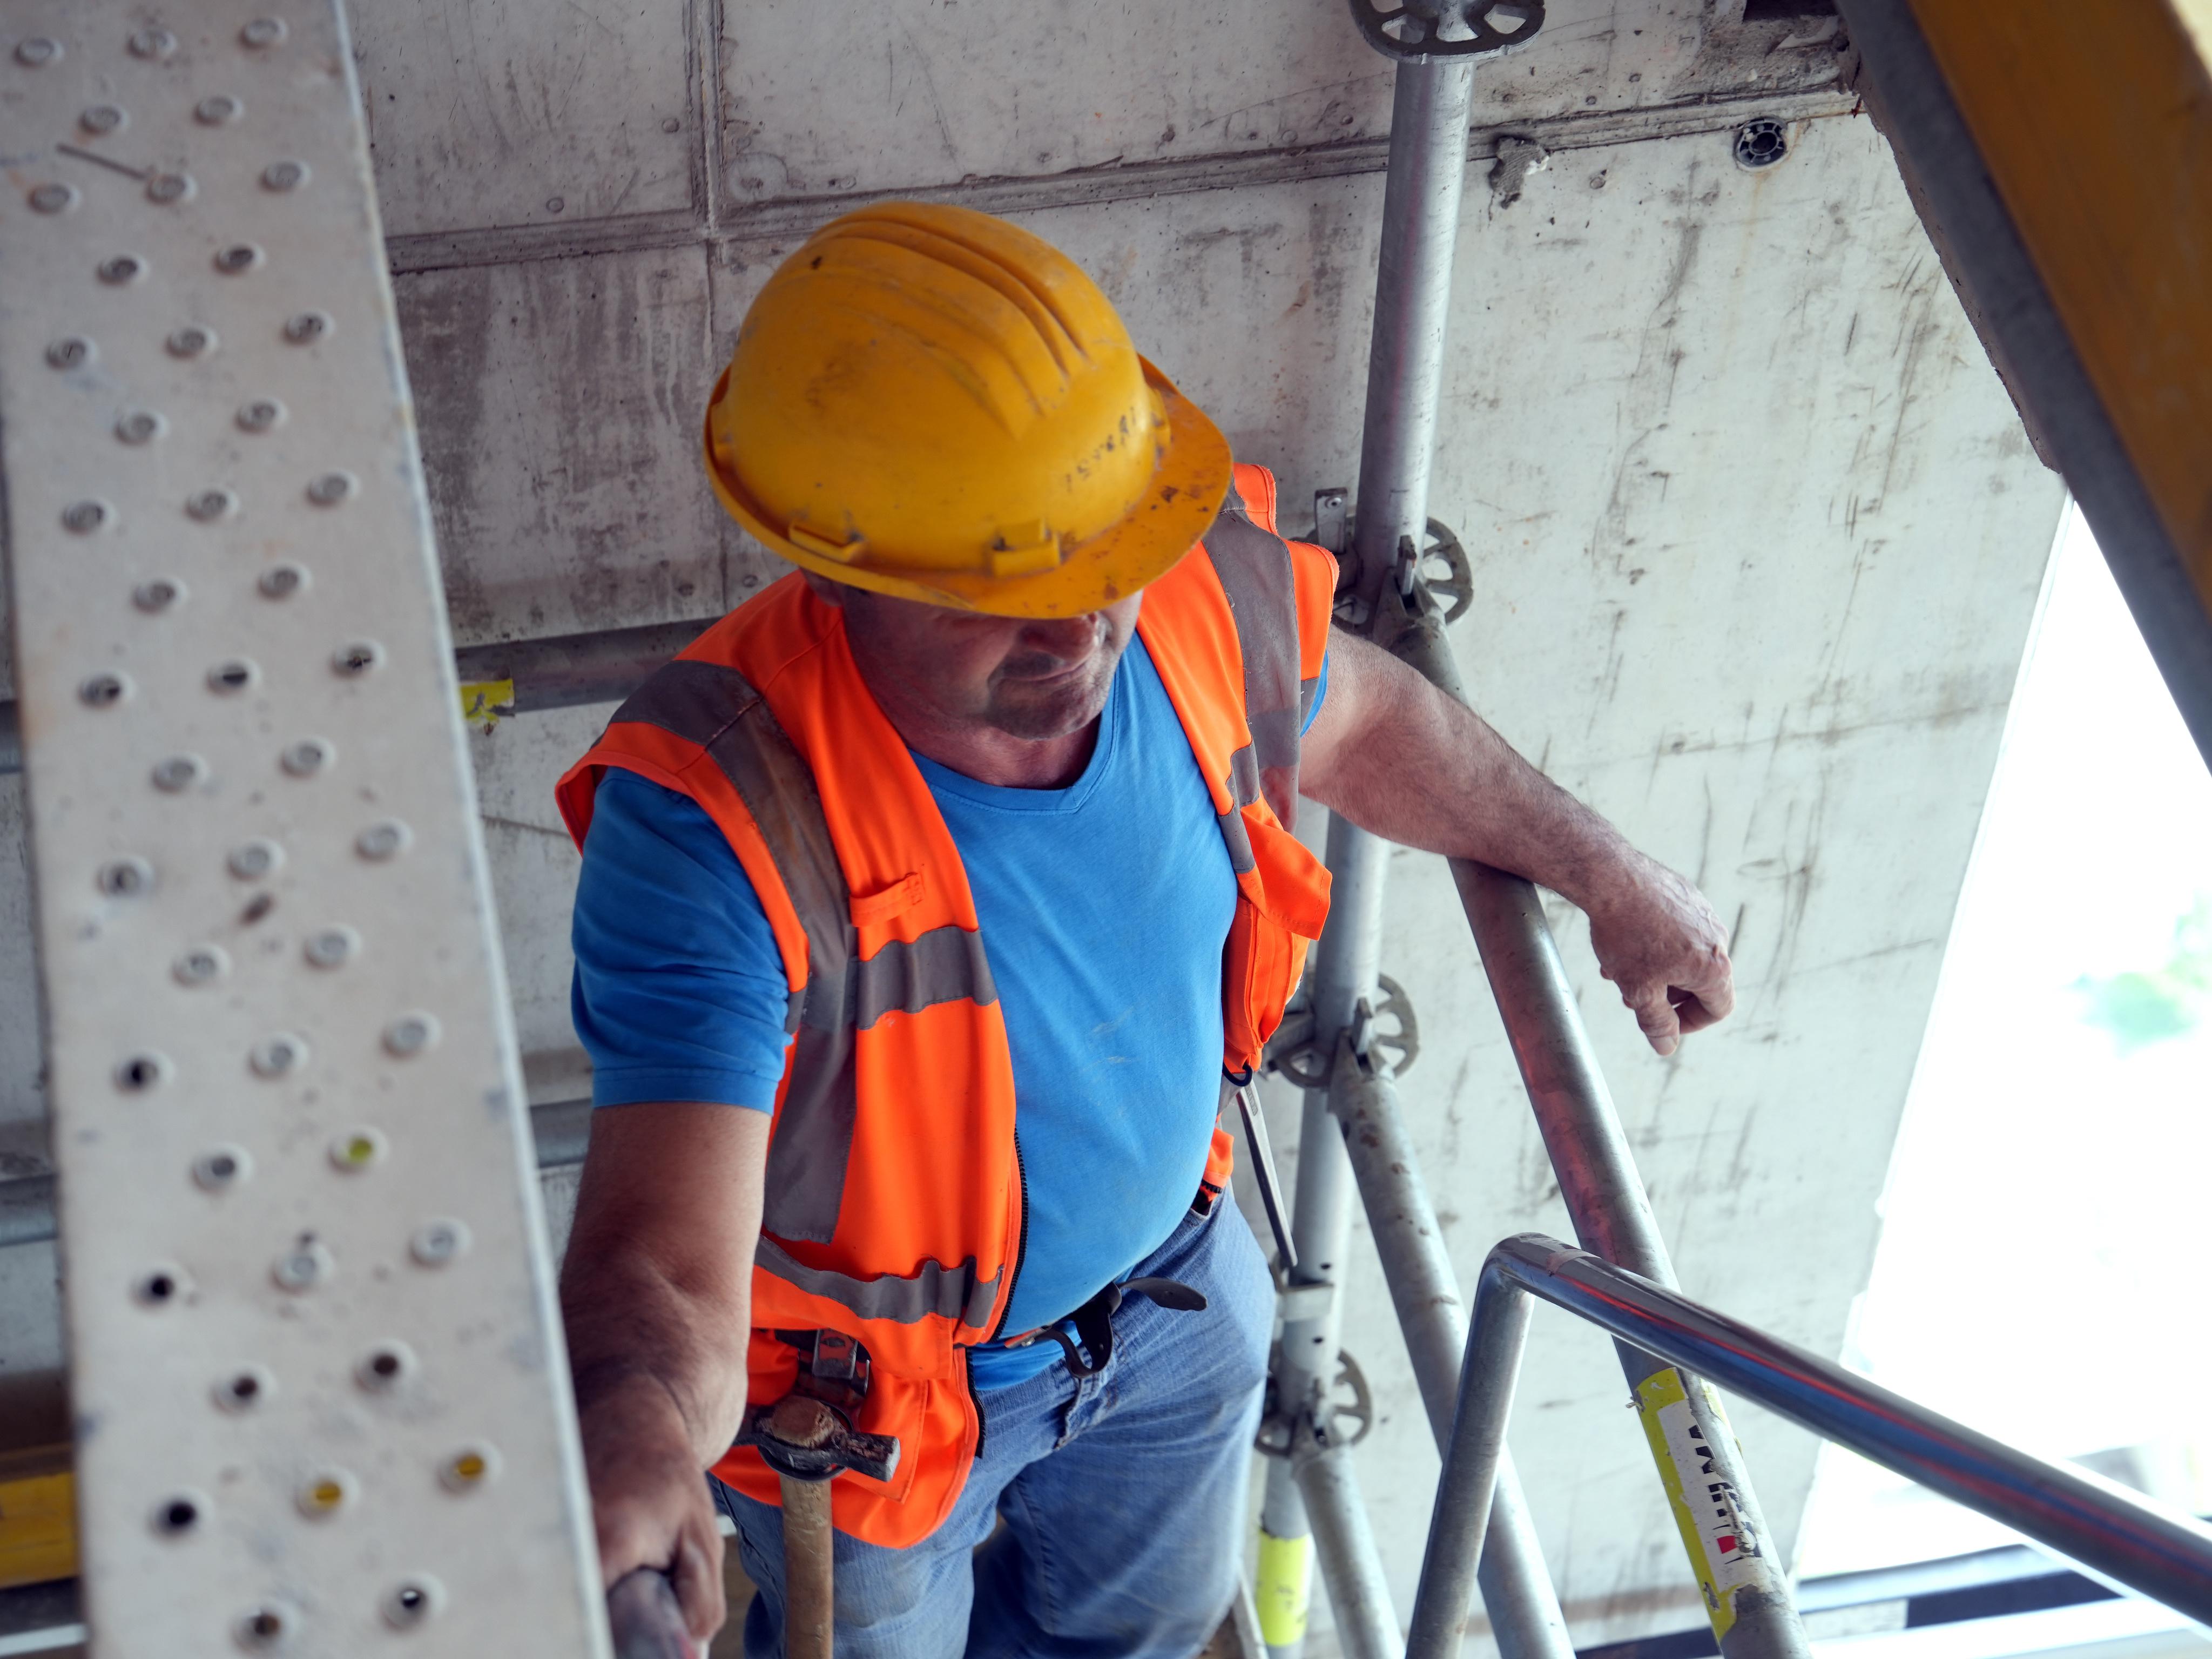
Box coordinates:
[714,1202,1274,1658]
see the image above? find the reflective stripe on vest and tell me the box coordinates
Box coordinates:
[563,474,1324,1339]
[602,658,999,1281]
[1203,473,1325,871]
[557,468,1334,1548]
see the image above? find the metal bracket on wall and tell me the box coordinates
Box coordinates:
[0,5,605,1651]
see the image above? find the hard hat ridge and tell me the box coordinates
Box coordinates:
[810,205,1094,382]
[704,201,1231,618]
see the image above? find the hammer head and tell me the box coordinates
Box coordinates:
[736,1396,900,1484]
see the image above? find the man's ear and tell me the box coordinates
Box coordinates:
[798,570,848,608]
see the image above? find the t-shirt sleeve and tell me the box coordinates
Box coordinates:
[570,768,792,1112]
[1301,649,1329,736]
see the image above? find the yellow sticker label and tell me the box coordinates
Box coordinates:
[1635,1368,1777,1641]
[1256,1528,1313,1647]
[458,678,515,727]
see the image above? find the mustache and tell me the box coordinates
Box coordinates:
[997,651,1089,679]
[996,618,1109,681]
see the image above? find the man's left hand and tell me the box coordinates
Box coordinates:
[1582,852,1735,1056]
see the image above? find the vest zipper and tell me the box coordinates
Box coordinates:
[971,1136,1033,1463]
[1008,1136,1031,1319]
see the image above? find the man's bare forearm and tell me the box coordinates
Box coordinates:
[560,1102,768,1469]
[1299,628,1735,1053]
[562,1247,752,1466]
[1300,629,1633,907]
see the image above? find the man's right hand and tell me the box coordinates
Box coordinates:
[583,1373,728,1647]
[560,1103,771,1651]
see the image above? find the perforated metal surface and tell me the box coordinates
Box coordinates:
[0,6,606,1651]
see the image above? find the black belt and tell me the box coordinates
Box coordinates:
[1005,1274,1208,1378]
[1000,1190,1215,1377]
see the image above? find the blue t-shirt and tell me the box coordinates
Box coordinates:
[571,635,1324,1386]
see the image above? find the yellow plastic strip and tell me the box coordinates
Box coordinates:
[0,1449,77,1590]
[458,678,515,727]
[1634,1368,1782,1642]
[1256,1527,1313,1648]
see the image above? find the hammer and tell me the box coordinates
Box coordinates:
[734,1386,900,1659]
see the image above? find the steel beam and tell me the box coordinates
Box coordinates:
[1833,0,2212,766]
[0,6,605,1647]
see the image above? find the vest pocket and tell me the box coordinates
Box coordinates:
[1219,810,1332,1075]
[1222,894,1293,1075]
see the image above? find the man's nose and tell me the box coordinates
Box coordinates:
[1020,614,1105,660]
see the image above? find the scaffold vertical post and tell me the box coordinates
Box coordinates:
[1258,44,1478,1655]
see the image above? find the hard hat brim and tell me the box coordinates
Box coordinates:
[703,358,1233,619]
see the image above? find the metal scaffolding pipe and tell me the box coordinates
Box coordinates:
[0,614,720,775]
[1370,529,1809,1659]
[1405,1260,1534,1659]
[1487,1235,2212,1624]
[450,617,717,714]
[1260,774,1390,1654]
[1294,1433,1406,1659]
[1349,62,1477,601]
[1330,1045,1574,1659]
[1451,864,1806,1659]
[1263,48,1476,1659]
[1452,869,1674,1284]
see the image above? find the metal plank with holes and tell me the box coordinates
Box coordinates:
[0,6,607,1653]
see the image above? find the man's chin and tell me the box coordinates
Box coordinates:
[986,672,1113,742]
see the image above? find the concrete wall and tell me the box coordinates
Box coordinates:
[0,0,2065,1648]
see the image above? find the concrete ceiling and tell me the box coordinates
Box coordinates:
[0,1,2067,1651]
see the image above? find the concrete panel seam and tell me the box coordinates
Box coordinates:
[386,87,1857,274]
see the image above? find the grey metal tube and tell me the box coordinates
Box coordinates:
[1405,1263,1534,1659]
[450,616,717,714]
[0,1174,56,1251]
[1451,873,1803,1659]
[1262,780,1393,1657]
[1489,1233,2212,1623]
[1349,59,1477,605]
[1266,29,1478,1659]
[0,614,720,775]
[1329,1045,1464,1434]
[1453,866,1675,1286]
[0,1095,598,1249]
[1374,534,1806,1659]
[1294,1432,1406,1659]
[1330,1044,1573,1659]
[1470,1436,1568,1659]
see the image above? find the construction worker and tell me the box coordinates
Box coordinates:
[555,203,1734,1657]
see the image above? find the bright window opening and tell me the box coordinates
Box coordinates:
[1796,502,2212,1583]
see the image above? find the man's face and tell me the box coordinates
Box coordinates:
[827,581,1143,742]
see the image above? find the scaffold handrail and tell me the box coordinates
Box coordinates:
[1407,1232,2212,1658]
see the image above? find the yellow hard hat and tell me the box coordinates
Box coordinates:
[703,202,1232,617]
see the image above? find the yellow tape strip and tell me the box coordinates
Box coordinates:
[458,678,515,727]
[1634,1368,1779,1642]
[1256,1528,1313,1648]
[0,1452,76,1590]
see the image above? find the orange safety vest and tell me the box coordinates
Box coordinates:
[556,463,1334,1547]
